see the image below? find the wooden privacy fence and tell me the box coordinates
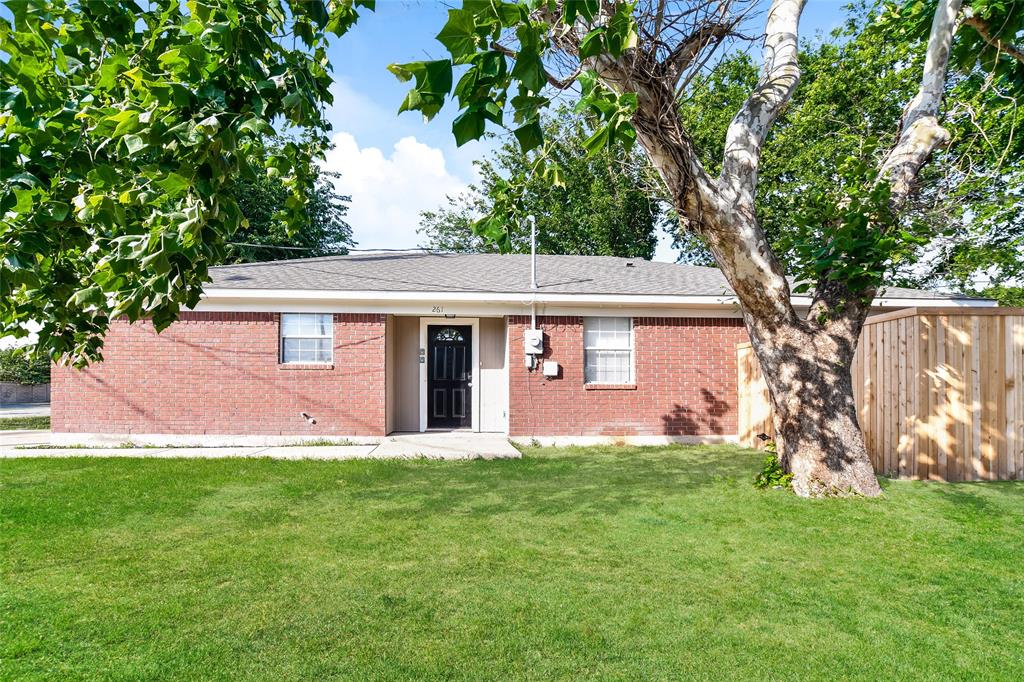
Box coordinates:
[737,307,1024,481]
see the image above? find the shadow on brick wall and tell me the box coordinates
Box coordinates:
[660,388,731,435]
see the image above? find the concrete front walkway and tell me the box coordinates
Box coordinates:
[0,431,521,460]
[373,432,520,459]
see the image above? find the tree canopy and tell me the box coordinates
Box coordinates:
[419,108,662,258]
[0,0,372,362]
[0,345,50,385]
[227,168,354,263]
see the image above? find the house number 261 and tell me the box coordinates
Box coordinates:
[431,305,444,314]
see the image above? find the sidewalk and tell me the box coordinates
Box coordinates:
[0,403,50,418]
[0,431,521,460]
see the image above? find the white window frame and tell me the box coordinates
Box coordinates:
[583,317,635,385]
[280,313,333,364]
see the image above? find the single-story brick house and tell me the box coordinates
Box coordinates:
[52,252,994,445]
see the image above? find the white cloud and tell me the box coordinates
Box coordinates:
[323,132,469,250]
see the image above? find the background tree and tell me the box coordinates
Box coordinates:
[227,168,354,263]
[903,5,1024,305]
[419,108,662,257]
[674,2,1024,304]
[0,346,50,385]
[391,0,1024,496]
[0,0,371,361]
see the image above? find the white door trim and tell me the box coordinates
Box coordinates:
[419,317,480,433]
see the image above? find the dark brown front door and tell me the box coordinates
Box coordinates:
[428,325,472,429]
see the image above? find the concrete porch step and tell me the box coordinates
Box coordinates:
[371,432,522,460]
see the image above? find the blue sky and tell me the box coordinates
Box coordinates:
[318,1,855,257]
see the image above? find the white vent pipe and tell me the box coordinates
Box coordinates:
[528,215,537,331]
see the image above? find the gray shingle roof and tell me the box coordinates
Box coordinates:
[207,252,981,300]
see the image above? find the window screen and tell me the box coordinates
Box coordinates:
[583,317,633,384]
[281,313,333,363]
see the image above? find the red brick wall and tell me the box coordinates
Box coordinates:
[51,312,387,436]
[508,315,748,437]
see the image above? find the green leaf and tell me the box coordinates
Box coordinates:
[41,201,70,222]
[563,0,600,23]
[583,125,611,154]
[158,48,185,69]
[109,109,140,138]
[605,3,638,56]
[387,62,415,82]
[472,216,512,253]
[452,109,486,146]
[542,162,565,188]
[419,60,454,94]
[513,120,544,152]
[122,134,146,156]
[237,117,273,135]
[197,114,221,131]
[69,286,104,307]
[510,25,545,93]
[477,50,506,79]
[578,28,606,59]
[12,188,35,214]
[9,172,41,188]
[154,173,192,198]
[436,9,478,62]
[390,60,453,120]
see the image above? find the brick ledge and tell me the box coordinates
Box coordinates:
[584,383,637,391]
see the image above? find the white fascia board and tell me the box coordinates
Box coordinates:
[869,297,996,307]
[195,299,746,318]
[199,288,996,310]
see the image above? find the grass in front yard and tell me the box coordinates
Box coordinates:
[1,445,1022,680]
[0,415,49,431]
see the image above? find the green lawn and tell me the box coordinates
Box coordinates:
[2,446,1022,680]
[0,415,49,431]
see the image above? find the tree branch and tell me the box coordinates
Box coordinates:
[963,14,1024,65]
[490,41,580,89]
[719,0,806,205]
[543,0,802,327]
[658,20,738,84]
[653,0,667,40]
[810,0,965,332]
[880,0,963,208]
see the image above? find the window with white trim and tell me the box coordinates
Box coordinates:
[583,317,633,384]
[280,313,333,364]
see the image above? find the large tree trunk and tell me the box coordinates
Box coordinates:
[614,63,882,496]
[745,315,881,497]
[591,47,881,494]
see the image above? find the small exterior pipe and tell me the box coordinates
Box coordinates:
[529,215,537,291]
[528,215,537,330]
